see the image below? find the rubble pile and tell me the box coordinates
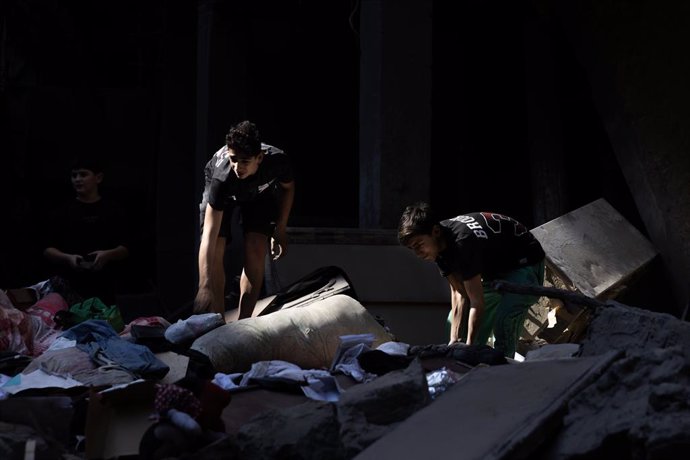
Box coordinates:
[537,302,690,459]
[3,283,690,459]
[2,199,686,459]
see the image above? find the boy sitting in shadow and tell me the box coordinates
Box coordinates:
[43,157,131,306]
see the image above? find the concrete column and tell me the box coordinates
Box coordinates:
[196,0,249,202]
[359,0,433,229]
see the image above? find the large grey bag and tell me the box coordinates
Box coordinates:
[191,294,394,374]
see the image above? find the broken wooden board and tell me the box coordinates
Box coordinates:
[355,351,620,460]
[530,198,657,299]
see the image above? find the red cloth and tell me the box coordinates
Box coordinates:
[119,316,171,338]
[154,383,202,419]
[25,292,68,329]
[196,381,232,432]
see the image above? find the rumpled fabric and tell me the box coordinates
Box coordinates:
[0,290,35,356]
[164,313,224,344]
[61,320,169,379]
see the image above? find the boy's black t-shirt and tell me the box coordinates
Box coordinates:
[44,197,131,303]
[206,144,294,210]
[435,212,545,281]
[45,198,130,256]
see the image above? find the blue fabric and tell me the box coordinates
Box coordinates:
[61,319,169,379]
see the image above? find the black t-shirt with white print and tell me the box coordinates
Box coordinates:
[435,212,545,281]
[206,143,294,210]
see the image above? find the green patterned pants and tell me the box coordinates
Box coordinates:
[447,261,545,358]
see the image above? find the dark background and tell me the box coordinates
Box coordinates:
[2,0,685,313]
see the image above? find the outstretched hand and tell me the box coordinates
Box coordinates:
[270,239,283,260]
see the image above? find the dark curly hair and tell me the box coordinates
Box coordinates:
[225,120,261,157]
[397,201,438,245]
[70,156,104,174]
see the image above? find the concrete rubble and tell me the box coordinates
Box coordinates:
[538,302,690,459]
[194,300,690,460]
[2,284,690,459]
[2,199,688,459]
[232,359,430,460]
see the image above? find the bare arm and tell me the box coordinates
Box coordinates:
[447,273,468,344]
[88,245,129,271]
[44,244,128,271]
[194,205,224,310]
[271,180,295,260]
[44,247,82,269]
[462,274,485,345]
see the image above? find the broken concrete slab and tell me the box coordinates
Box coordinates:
[525,343,581,361]
[337,359,431,458]
[236,400,345,460]
[221,360,430,459]
[521,198,658,348]
[530,198,658,300]
[354,352,619,460]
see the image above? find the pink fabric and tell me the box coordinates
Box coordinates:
[25,292,68,329]
[0,290,34,355]
[119,316,171,338]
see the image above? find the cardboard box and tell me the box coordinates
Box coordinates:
[85,380,157,459]
[156,351,191,384]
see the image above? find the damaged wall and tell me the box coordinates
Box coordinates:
[537,0,690,314]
